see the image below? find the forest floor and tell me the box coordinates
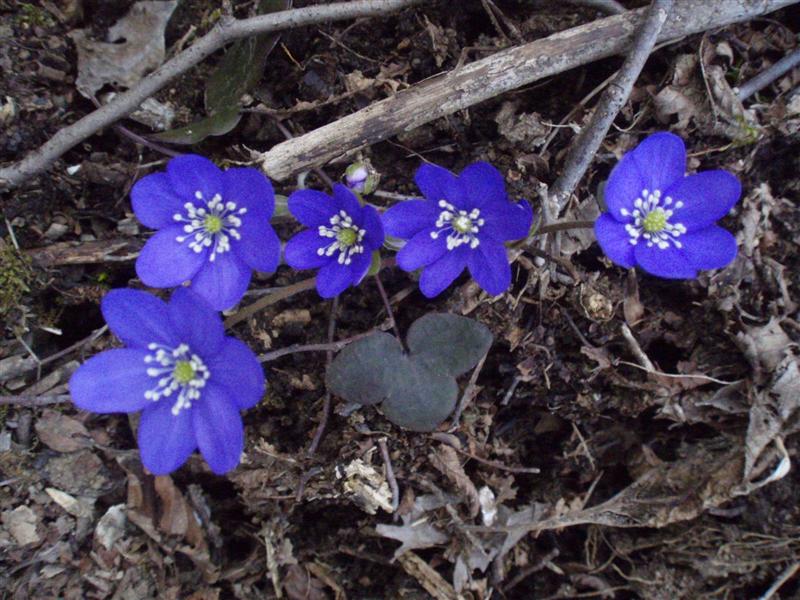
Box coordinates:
[1,1,800,598]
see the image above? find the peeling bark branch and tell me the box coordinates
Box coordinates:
[256,0,796,181]
[0,0,423,189]
[548,0,674,215]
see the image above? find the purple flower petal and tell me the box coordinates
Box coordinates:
[284,229,330,270]
[207,338,265,410]
[193,383,244,475]
[189,251,251,311]
[360,204,385,250]
[665,171,741,232]
[166,155,223,205]
[222,167,275,217]
[69,349,152,413]
[681,225,738,270]
[332,184,363,224]
[479,200,533,242]
[467,241,511,296]
[630,132,686,191]
[167,288,224,356]
[605,132,686,220]
[136,225,207,288]
[347,249,373,288]
[396,228,448,271]
[101,289,177,349]
[594,213,636,268]
[382,200,438,239]
[415,163,457,202]
[634,244,697,279]
[316,260,356,298]
[418,246,469,298]
[459,162,508,207]
[138,399,196,475]
[288,189,336,227]
[131,172,185,229]
[233,217,281,273]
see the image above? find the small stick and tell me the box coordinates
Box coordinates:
[0,394,71,407]
[89,96,179,158]
[450,351,487,427]
[758,562,800,600]
[258,331,371,363]
[374,273,402,342]
[535,220,595,235]
[224,277,316,328]
[565,0,626,14]
[308,296,339,455]
[548,0,674,216]
[272,117,335,188]
[738,47,800,101]
[378,437,399,511]
[619,322,656,371]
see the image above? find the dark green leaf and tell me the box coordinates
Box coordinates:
[150,107,241,145]
[205,0,291,113]
[325,332,403,406]
[406,313,493,377]
[379,361,458,432]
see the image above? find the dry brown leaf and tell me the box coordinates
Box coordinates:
[736,317,792,373]
[376,518,448,559]
[1,505,40,546]
[35,409,92,453]
[429,445,480,518]
[69,1,177,98]
[284,564,328,600]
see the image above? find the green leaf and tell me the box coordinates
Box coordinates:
[326,314,493,432]
[407,313,493,377]
[326,332,403,406]
[150,107,241,145]
[152,0,291,145]
[205,0,291,113]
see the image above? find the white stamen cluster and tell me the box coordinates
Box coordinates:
[620,188,687,250]
[317,210,366,265]
[144,342,210,416]
[173,191,247,261]
[430,200,485,250]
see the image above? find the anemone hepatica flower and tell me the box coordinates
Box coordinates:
[284,184,384,298]
[595,132,741,279]
[132,155,280,310]
[382,161,532,298]
[69,288,265,475]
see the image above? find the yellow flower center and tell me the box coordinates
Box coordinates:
[337,228,358,247]
[173,360,196,384]
[452,215,473,234]
[642,209,667,233]
[204,214,223,234]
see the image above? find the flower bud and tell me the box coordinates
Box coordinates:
[344,160,379,195]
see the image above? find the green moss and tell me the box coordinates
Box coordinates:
[0,239,33,318]
[15,3,56,27]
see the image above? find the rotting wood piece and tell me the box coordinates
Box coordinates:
[257,0,797,182]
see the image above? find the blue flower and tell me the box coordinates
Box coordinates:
[594,132,741,279]
[132,155,281,311]
[69,288,265,475]
[284,184,385,298]
[382,161,532,298]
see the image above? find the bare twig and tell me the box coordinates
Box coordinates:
[0,0,423,189]
[450,351,487,427]
[758,562,800,600]
[620,323,656,371]
[258,331,371,363]
[738,47,800,100]
[224,277,317,328]
[0,394,71,407]
[535,220,596,235]
[378,437,399,511]
[547,0,674,216]
[255,0,795,182]
[308,296,339,455]
[565,0,627,14]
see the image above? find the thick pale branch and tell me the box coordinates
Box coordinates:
[0,0,423,189]
[257,0,796,181]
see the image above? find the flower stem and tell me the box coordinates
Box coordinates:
[258,331,372,363]
[374,272,402,344]
[224,277,317,329]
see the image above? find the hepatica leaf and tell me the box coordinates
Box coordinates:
[407,313,493,377]
[152,0,291,145]
[326,313,493,432]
